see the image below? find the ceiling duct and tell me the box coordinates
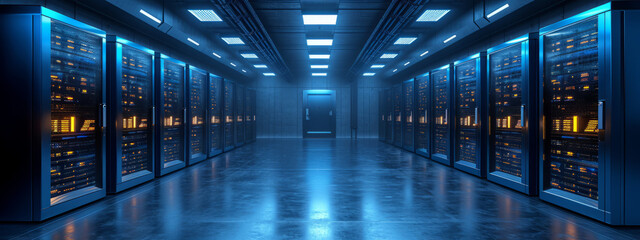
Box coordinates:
[211,0,291,79]
[348,0,428,77]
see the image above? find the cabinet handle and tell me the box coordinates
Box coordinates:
[598,100,605,130]
[184,108,187,125]
[306,108,310,120]
[445,108,448,124]
[474,107,478,125]
[520,104,525,128]
[152,106,156,126]
[101,103,107,128]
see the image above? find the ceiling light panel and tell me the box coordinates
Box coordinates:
[230,62,237,67]
[307,39,333,46]
[394,37,417,45]
[371,65,385,68]
[363,73,375,76]
[188,10,222,22]
[487,4,509,18]
[241,53,259,59]
[312,73,328,76]
[254,64,268,68]
[420,50,429,57]
[311,65,329,69]
[380,53,398,59]
[139,9,161,24]
[404,62,410,66]
[416,10,450,22]
[187,38,199,46]
[303,15,338,25]
[443,35,457,43]
[221,37,245,45]
[263,73,276,76]
[309,54,331,59]
[212,52,222,58]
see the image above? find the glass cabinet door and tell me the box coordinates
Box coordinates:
[542,17,599,201]
[403,80,414,150]
[224,80,235,150]
[49,20,103,204]
[454,59,480,167]
[393,85,402,147]
[416,74,430,156]
[120,44,153,181]
[189,68,207,162]
[209,76,223,155]
[432,68,450,162]
[161,60,185,168]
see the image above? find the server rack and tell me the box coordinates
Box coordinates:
[208,74,224,157]
[235,85,245,147]
[453,53,487,177]
[154,53,186,176]
[379,90,386,141]
[539,2,640,225]
[223,79,235,151]
[431,64,453,166]
[487,34,538,195]
[392,84,402,147]
[187,66,207,165]
[384,89,393,143]
[106,36,155,193]
[0,6,106,221]
[402,79,415,152]
[245,88,256,143]
[415,73,431,158]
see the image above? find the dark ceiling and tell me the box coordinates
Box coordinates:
[96,0,537,83]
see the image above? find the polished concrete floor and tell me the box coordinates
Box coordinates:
[2,139,640,239]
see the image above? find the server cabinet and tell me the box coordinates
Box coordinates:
[539,2,640,225]
[431,64,453,166]
[154,54,186,176]
[415,73,431,158]
[236,85,245,147]
[453,53,487,177]
[106,36,155,193]
[392,84,402,147]
[0,6,106,221]
[487,34,538,195]
[402,79,415,151]
[379,90,386,141]
[384,89,393,143]
[223,80,235,151]
[208,74,224,157]
[245,88,256,143]
[187,66,207,165]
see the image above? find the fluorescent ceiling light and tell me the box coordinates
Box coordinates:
[371,65,385,68]
[302,15,338,25]
[380,53,398,59]
[307,39,333,46]
[394,37,417,45]
[212,52,221,58]
[443,35,457,43]
[254,64,268,68]
[263,73,276,76]
[420,50,429,57]
[188,10,222,22]
[393,69,398,72]
[363,73,375,76]
[241,53,259,59]
[311,65,329,69]
[416,10,450,22]
[187,38,199,46]
[487,4,509,18]
[309,54,330,59]
[221,37,245,45]
[139,9,161,24]
[312,73,328,76]
[230,62,236,67]
[404,62,410,66]
[242,69,247,73]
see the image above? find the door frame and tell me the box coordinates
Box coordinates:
[303,90,336,138]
